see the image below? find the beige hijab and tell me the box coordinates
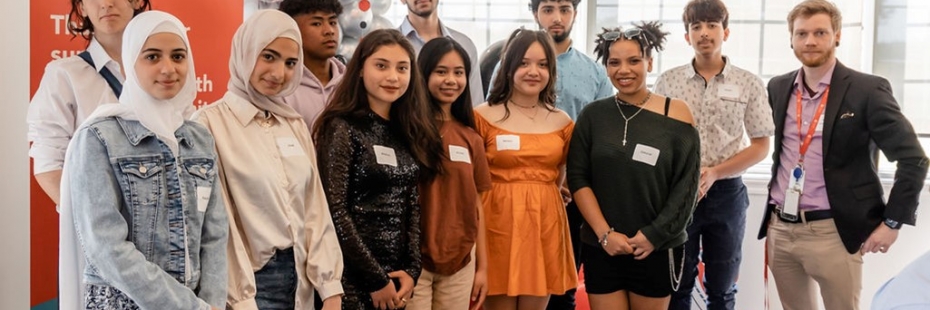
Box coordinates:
[227,9,303,119]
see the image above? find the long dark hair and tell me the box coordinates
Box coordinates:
[68,0,152,42]
[486,28,557,121]
[418,37,476,130]
[314,28,443,180]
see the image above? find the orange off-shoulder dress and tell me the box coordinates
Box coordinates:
[474,112,578,297]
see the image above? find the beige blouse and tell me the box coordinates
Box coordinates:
[193,92,343,309]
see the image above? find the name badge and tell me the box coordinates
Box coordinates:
[632,144,660,166]
[449,145,471,163]
[782,165,805,217]
[373,145,398,167]
[496,135,521,151]
[197,186,211,212]
[718,84,741,101]
[815,114,825,132]
[277,137,305,157]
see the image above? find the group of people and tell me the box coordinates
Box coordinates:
[26,0,927,310]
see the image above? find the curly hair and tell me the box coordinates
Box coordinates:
[594,21,669,67]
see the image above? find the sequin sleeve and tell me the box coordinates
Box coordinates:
[404,185,421,281]
[316,117,391,293]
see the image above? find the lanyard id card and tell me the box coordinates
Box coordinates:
[781,165,805,220]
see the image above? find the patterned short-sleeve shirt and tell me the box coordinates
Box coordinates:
[654,57,774,177]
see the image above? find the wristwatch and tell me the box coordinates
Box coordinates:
[883,218,902,230]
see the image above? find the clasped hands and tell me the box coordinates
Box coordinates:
[370,270,414,310]
[602,230,655,260]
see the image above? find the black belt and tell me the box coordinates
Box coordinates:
[771,205,833,223]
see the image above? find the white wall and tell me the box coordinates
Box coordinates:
[737,177,930,310]
[0,0,31,309]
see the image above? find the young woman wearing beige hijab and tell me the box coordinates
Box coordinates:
[193,9,344,310]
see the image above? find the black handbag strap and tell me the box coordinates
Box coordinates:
[78,51,123,98]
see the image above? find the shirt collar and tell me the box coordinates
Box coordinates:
[224,92,280,127]
[557,46,577,60]
[115,116,193,148]
[793,59,837,96]
[687,55,732,79]
[399,17,451,42]
[87,38,120,74]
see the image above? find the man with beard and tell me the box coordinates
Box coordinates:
[399,0,483,105]
[760,1,927,309]
[653,1,774,309]
[280,0,346,132]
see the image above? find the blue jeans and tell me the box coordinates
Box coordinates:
[669,177,748,310]
[255,248,297,310]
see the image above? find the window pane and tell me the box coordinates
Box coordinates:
[903,83,930,134]
[907,0,930,23]
[905,27,930,80]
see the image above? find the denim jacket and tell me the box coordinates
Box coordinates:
[68,116,228,309]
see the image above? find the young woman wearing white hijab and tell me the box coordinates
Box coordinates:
[192,9,345,310]
[59,10,228,310]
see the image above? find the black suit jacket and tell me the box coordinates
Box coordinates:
[758,61,929,254]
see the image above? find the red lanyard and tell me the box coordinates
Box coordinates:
[796,86,830,165]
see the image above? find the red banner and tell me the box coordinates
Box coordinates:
[29,1,243,307]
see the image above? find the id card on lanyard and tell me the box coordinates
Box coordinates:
[782,87,830,220]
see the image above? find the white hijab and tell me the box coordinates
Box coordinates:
[58,11,194,310]
[227,9,303,119]
[87,10,197,156]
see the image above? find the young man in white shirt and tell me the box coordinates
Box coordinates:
[654,1,774,309]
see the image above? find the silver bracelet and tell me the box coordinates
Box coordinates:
[599,227,614,247]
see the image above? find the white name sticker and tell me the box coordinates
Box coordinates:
[373,145,398,167]
[815,114,825,132]
[632,144,660,166]
[449,145,472,163]
[718,84,741,101]
[197,186,211,212]
[496,135,521,151]
[276,137,305,157]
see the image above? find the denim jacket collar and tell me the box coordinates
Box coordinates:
[115,117,194,149]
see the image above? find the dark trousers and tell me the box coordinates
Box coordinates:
[668,177,748,310]
[255,247,298,310]
[546,201,582,310]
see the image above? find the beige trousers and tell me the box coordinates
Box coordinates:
[767,217,863,310]
[407,250,477,310]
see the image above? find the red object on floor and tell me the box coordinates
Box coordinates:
[576,265,590,310]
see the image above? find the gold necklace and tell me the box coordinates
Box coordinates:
[509,100,541,120]
[614,92,652,146]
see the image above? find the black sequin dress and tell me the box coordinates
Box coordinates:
[316,111,421,309]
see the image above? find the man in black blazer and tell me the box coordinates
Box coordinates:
[759,1,928,309]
